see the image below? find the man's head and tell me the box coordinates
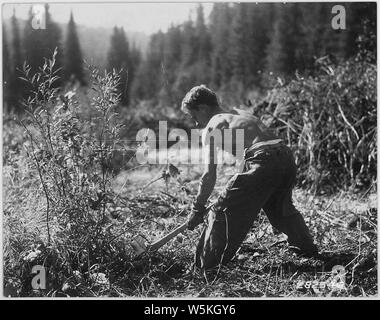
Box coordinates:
[181,85,220,127]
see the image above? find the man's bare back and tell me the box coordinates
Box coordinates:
[202,111,279,156]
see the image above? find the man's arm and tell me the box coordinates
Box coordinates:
[187,134,217,230]
[194,161,217,209]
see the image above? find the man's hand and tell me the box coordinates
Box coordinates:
[187,204,206,230]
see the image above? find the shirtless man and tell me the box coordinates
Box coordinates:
[181,85,318,270]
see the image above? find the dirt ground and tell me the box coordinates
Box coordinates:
[108,163,377,297]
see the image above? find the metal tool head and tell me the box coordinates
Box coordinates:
[130,235,147,256]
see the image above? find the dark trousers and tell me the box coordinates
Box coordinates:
[195,141,317,270]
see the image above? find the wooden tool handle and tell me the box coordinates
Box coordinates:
[147,202,215,253]
[149,222,188,252]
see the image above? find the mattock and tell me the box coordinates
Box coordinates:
[131,221,189,257]
[130,203,214,257]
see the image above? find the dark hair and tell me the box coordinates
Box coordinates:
[181,85,219,112]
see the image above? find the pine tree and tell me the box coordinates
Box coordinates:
[180,18,197,68]
[64,12,85,85]
[265,3,300,77]
[128,42,142,103]
[24,6,45,73]
[247,3,274,87]
[173,17,199,98]
[132,31,165,101]
[9,10,24,111]
[24,5,63,86]
[161,25,182,103]
[300,4,329,70]
[290,3,306,71]
[11,10,23,72]
[2,24,11,112]
[194,4,212,85]
[107,27,131,105]
[209,3,233,89]
[44,4,63,86]
[163,25,182,80]
[229,3,252,90]
[129,42,141,83]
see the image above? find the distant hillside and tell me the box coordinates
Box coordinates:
[3,18,149,69]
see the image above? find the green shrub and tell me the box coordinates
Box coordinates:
[4,50,132,296]
[255,54,376,193]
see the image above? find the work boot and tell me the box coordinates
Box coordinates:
[284,214,319,257]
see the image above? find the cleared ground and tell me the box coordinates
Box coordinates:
[107,163,377,297]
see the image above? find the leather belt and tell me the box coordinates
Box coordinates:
[245,139,284,158]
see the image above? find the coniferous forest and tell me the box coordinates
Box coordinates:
[3,3,377,298]
[3,3,376,111]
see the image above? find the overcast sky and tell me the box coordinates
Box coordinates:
[2,2,214,34]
